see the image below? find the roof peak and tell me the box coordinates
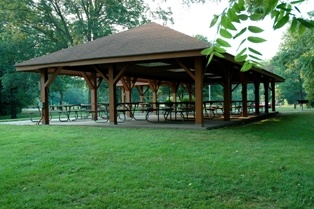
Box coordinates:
[16,22,208,68]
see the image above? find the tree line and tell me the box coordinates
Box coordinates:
[0,0,313,118]
[0,0,175,118]
[270,13,314,106]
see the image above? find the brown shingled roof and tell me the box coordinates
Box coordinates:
[16,22,208,68]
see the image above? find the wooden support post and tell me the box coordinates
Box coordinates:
[183,84,194,102]
[223,80,231,121]
[121,87,125,103]
[82,72,98,120]
[125,88,131,104]
[121,77,133,117]
[108,65,117,124]
[222,65,233,121]
[240,73,248,117]
[271,81,276,111]
[194,57,203,125]
[90,72,98,120]
[170,82,179,103]
[40,69,49,124]
[149,80,160,109]
[254,81,260,115]
[264,80,269,114]
[137,86,144,103]
[121,77,132,103]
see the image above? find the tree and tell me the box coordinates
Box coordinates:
[0,0,173,51]
[201,0,314,71]
[0,0,174,116]
[271,24,314,105]
[0,39,39,118]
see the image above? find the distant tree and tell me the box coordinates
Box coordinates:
[0,0,174,115]
[0,0,173,52]
[0,40,38,118]
[271,25,314,105]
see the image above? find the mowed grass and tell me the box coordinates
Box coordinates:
[0,112,313,208]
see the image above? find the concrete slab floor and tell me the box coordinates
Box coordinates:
[0,112,279,130]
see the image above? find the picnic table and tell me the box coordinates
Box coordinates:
[50,104,81,122]
[145,104,177,122]
[295,100,309,110]
[144,102,196,123]
[203,101,224,118]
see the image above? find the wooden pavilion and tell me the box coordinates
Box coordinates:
[15,22,284,126]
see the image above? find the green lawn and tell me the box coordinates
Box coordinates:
[0,111,313,208]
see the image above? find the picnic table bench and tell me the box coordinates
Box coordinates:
[295,100,309,110]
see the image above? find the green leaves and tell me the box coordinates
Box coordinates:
[214,45,227,53]
[289,17,314,35]
[298,23,306,35]
[216,38,231,47]
[247,36,267,43]
[233,27,247,39]
[297,18,314,29]
[201,46,215,65]
[238,14,249,21]
[220,29,232,39]
[290,17,298,33]
[235,54,247,63]
[201,46,214,56]
[291,0,305,4]
[201,45,226,66]
[221,15,237,31]
[206,0,268,71]
[227,9,240,23]
[248,47,263,56]
[205,0,312,72]
[248,26,264,33]
[210,15,219,28]
[241,61,253,72]
[250,13,264,21]
[264,0,279,15]
[274,15,289,29]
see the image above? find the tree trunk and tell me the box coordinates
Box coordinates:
[299,78,304,100]
[59,91,64,111]
[59,91,64,105]
[10,102,17,119]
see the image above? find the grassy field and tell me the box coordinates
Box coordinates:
[0,110,313,208]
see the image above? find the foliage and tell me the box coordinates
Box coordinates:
[49,77,89,105]
[0,0,173,50]
[271,25,314,105]
[0,35,39,117]
[202,0,314,71]
[0,0,174,116]
[0,111,314,208]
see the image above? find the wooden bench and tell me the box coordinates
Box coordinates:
[84,109,109,122]
[176,107,195,121]
[129,103,153,121]
[85,109,127,123]
[29,112,42,123]
[29,110,59,122]
[205,107,216,119]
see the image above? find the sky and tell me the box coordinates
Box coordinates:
[150,0,313,60]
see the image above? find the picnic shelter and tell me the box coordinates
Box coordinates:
[15,22,284,126]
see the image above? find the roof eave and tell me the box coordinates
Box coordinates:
[222,53,284,82]
[16,50,205,72]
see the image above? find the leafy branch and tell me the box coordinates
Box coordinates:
[201,0,314,72]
